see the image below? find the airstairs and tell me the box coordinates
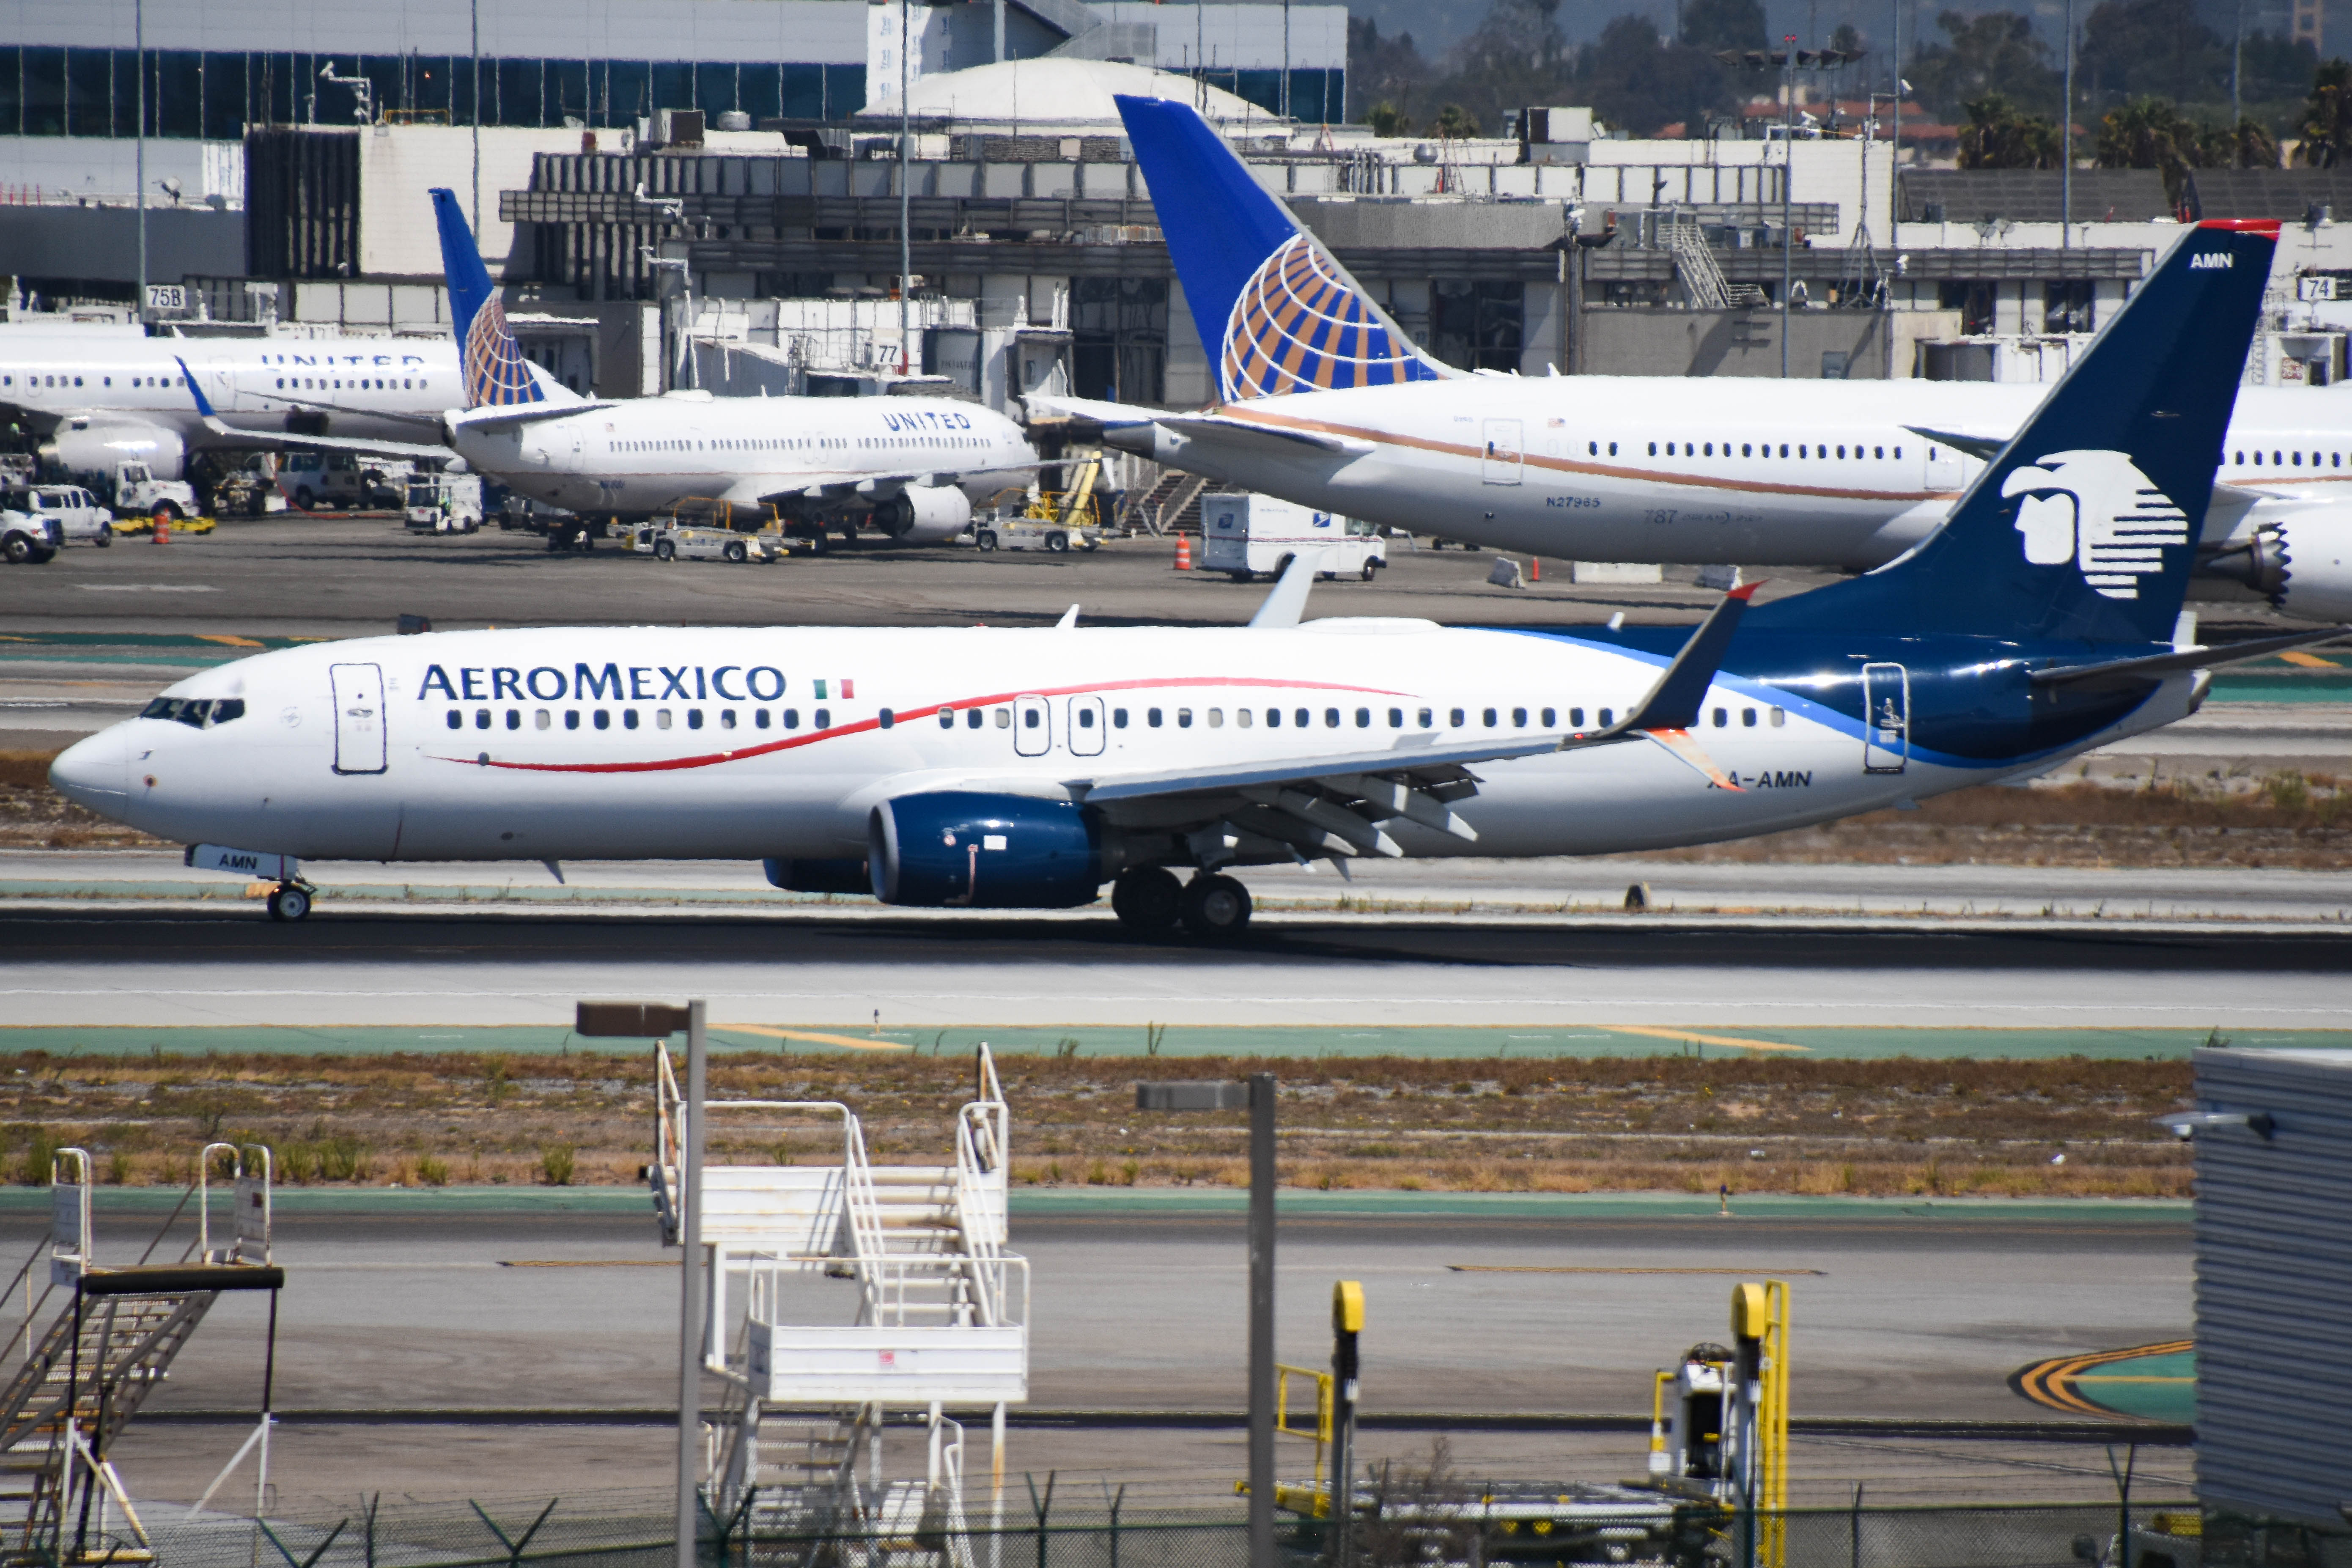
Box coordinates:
[650,1047,1025,1567]
[0,1145,282,1568]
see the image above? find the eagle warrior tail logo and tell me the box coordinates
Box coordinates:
[2002,450,2191,601]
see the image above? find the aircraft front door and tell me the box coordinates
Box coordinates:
[1861,662,1909,774]
[330,662,388,775]
[1482,419,1524,485]
[1067,695,1105,757]
[1013,694,1050,757]
[565,428,585,473]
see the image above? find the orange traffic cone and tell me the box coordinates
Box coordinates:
[1530,557,1541,581]
[151,513,169,544]
[1174,535,1192,570]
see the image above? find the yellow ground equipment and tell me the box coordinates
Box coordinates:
[1023,454,1105,531]
[1647,1280,1791,1568]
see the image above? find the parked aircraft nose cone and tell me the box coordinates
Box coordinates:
[49,725,130,810]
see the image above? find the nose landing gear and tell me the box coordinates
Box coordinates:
[265,881,315,922]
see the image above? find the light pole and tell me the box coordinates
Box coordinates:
[134,0,145,325]
[1781,37,1795,379]
[899,0,913,376]
[2064,0,2076,246]
[470,0,481,236]
[576,1001,701,1568]
[1135,1076,1274,1568]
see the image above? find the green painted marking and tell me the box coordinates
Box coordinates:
[0,1024,2341,1060]
[2064,1347,2197,1424]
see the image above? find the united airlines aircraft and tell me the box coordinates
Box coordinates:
[1028,96,2352,624]
[50,222,2340,933]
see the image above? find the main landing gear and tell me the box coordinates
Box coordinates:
[1111,866,1252,941]
[265,881,315,922]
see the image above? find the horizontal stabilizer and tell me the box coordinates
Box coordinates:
[1902,424,2007,463]
[2031,625,2350,689]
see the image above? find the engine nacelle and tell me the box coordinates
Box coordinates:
[39,420,186,482]
[763,857,870,895]
[2209,511,2352,623]
[868,791,1103,908]
[870,486,971,544]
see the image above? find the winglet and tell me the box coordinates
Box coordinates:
[172,357,222,423]
[1618,581,1762,733]
[1248,549,1326,629]
[1055,604,1080,630]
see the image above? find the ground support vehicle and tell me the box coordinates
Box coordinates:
[630,519,790,563]
[974,515,1102,553]
[0,507,58,563]
[110,513,216,537]
[405,474,486,533]
[207,457,288,519]
[1201,492,1386,581]
[8,485,114,546]
[277,451,409,511]
[99,460,199,524]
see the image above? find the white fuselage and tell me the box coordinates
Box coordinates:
[52,622,2196,870]
[0,329,461,475]
[452,392,1039,519]
[1132,378,2352,567]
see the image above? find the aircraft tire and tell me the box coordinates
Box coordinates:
[1111,866,1185,933]
[266,885,313,923]
[1180,873,1252,941]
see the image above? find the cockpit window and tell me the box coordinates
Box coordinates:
[140,697,244,728]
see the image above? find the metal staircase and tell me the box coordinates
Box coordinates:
[1121,468,1207,536]
[0,1145,282,1568]
[650,1047,1025,1567]
[1666,216,1767,310]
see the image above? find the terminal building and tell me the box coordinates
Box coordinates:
[6,0,2352,404]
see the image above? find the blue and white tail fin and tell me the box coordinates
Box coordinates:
[428,188,555,410]
[1752,220,2278,646]
[1113,95,1455,403]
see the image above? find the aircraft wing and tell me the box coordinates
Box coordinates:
[1022,392,1165,429]
[451,401,619,434]
[1145,410,1376,458]
[756,464,1046,505]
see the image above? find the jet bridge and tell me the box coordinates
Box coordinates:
[648,1045,1025,1568]
[0,1144,283,1568]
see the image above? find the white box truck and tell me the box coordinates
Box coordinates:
[1198,493,1386,582]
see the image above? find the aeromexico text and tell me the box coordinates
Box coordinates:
[417,663,838,704]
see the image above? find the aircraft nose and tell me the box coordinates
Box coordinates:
[49,725,130,810]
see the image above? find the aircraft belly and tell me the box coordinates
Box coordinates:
[377,760,864,861]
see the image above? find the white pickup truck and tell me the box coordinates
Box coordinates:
[8,486,114,547]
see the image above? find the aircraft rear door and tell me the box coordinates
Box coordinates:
[1482,419,1524,485]
[330,663,389,775]
[1013,694,1050,757]
[1861,662,1909,774]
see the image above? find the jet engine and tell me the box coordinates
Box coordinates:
[868,791,1107,908]
[2208,511,2352,623]
[869,486,971,544]
[39,420,185,481]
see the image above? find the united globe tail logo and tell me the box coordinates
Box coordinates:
[1221,235,1436,400]
[2002,450,2190,600]
[463,297,544,409]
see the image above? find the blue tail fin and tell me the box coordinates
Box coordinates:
[428,187,544,410]
[1753,221,2277,646]
[1113,95,1450,403]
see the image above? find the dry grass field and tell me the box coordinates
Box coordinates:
[0,1049,2196,1199]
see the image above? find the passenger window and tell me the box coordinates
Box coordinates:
[1177,708,1193,728]
[1600,708,1615,727]
[969,710,985,728]
[535,710,551,730]
[1704,442,1713,456]
[1511,707,1527,727]
[815,708,830,727]
[1769,707,1785,726]
[1608,441,1618,456]
[506,709,521,730]
[1713,708,1728,727]
[1295,708,1310,727]
[1266,708,1282,727]
[1874,446,1884,459]
[475,708,491,729]
[1449,708,1465,727]
[1588,441,1597,456]
[1324,708,1340,728]
[1482,708,1497,727]
[1356,707,1371,727]
[565,711,579,730]
[1113,708,1128,728]
[994,708,1011,728]
[1570,708,1584,727]
[1417,707,1433,727]
[1540,708,1555,726]
[1081,708,1098,728]
[624,710,640,730]
[1743,708,1757,726]
[878,708,895,729]
[594,710,611,730]
[656,709,673,730]
[720,710,736,730]
[1389,708,1404,728]
[784,709,802,729]
[1742,443,1751,457]
[1237,708,1253,728]
[1837,445,1846,458]
[939,707,955,728]
[1148,708,1163,728]
[1205,708,1221,728]
[445,711,462,730]
[755,710,771,729]
[1648,442,1657,456]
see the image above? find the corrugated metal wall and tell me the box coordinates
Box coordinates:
[244,126,358,279]
[2193,1046,2352,1528]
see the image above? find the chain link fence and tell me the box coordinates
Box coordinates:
[96,1491,2218,1568]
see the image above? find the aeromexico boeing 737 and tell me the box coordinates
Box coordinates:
[51,222,2341,931]
[1029,96,2352,623]
[422,189,1039,546]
